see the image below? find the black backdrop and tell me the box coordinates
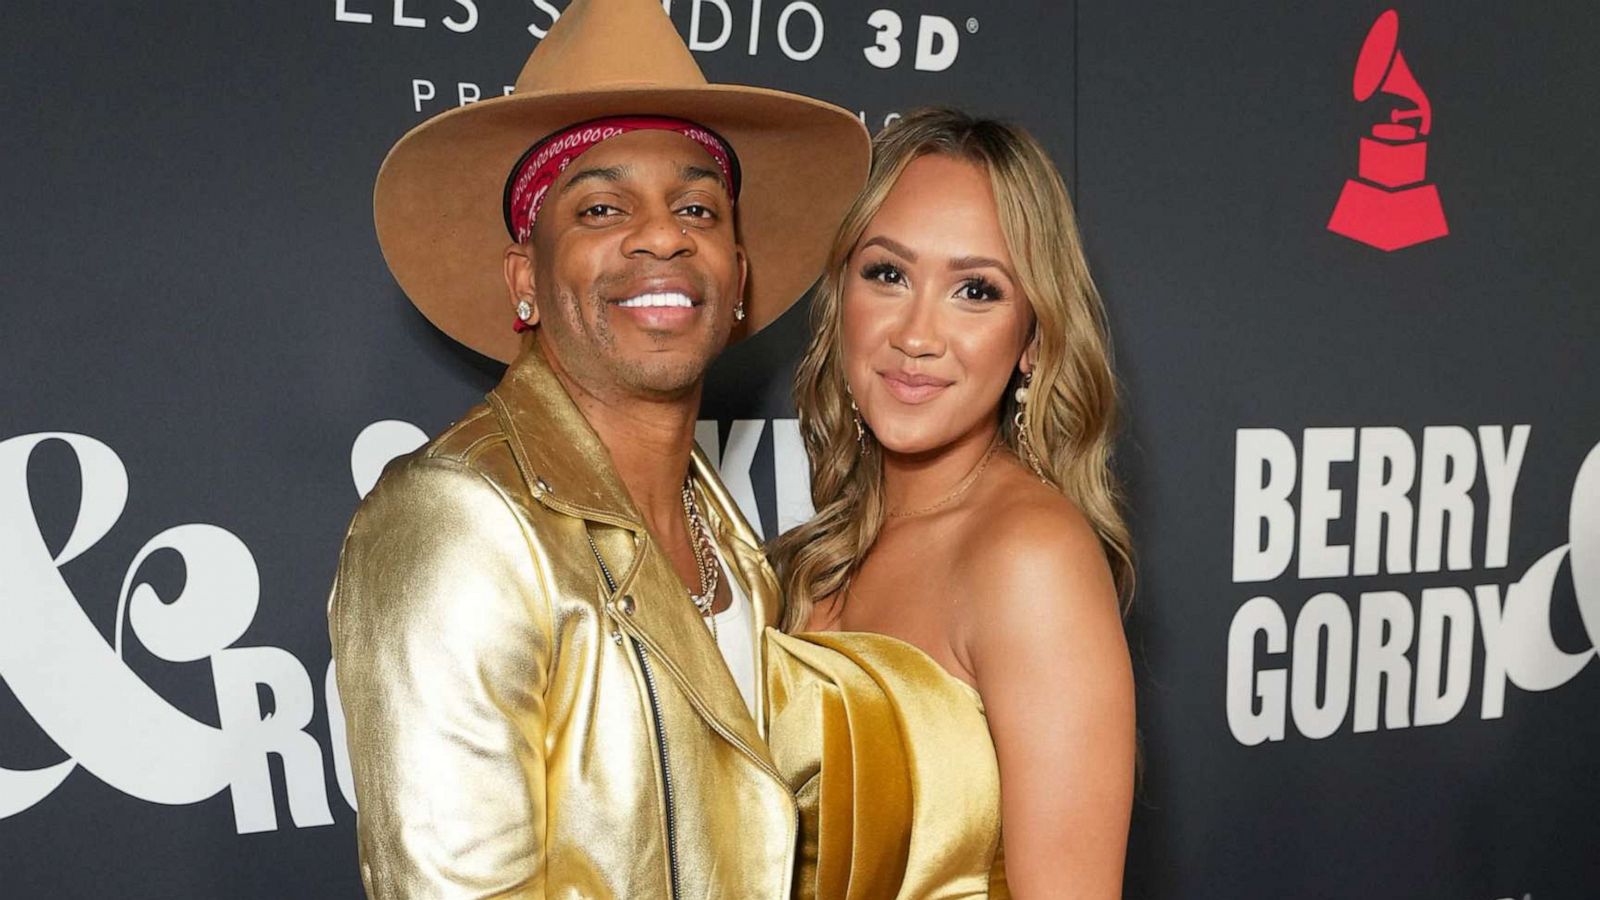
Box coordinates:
[3,2,1597,898]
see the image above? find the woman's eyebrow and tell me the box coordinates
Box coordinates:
[947,255,1014,279]
[859,235,918,261]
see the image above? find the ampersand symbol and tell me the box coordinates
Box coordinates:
[1493,442,1600,690]
[0,433,258,818]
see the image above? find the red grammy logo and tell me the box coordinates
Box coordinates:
[1327,9,1449,251]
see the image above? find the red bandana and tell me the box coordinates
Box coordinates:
[505,115,739,244]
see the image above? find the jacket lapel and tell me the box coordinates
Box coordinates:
[487,342,779,774]
[488,342,644,532]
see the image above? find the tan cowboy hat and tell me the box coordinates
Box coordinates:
[373,0,870,363]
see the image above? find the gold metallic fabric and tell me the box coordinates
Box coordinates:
[766,630,1009,899]
[329,343,796,899]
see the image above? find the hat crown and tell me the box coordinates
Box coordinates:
[516,0,708,94]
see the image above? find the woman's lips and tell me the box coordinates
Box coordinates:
[879,371,953,404]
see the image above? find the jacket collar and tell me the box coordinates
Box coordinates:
[488,339,646,530]
[486,339,784,772]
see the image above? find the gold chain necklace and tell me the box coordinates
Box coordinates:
[681,478,720,641]
[886,437,1001,519]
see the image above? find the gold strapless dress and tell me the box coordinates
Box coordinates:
[765,629,1009,900]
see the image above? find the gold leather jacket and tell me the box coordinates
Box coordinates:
[329,343,796,899]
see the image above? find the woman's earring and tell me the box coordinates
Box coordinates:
[849,396,866,454]
[1014,371,1047,481]
[734,301,746,322]
[513,298,535,333]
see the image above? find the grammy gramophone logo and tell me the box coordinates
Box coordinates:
[1327,9,1449,251]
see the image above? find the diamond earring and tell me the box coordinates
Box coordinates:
[513,298,535,333]
[734,301,746,322]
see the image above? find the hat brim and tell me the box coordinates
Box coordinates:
[374,84,869,363]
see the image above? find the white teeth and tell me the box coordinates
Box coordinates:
[617,291,695,309]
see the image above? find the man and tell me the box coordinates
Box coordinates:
[327,1,868,897]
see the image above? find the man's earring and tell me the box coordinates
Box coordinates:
[1014,371,1047,481]
[734,301,746,323]
[513,298,535,333]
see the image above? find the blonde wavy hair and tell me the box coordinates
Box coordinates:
[768,107,1134,632]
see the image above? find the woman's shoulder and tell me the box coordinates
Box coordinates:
[951,461,1120,643]
[960,462,1105,578]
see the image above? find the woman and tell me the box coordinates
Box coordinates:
[766,108,1136,899]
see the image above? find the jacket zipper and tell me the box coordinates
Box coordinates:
[633,643,682,900]
[588,532,682,900]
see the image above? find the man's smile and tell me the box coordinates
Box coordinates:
[615,290,697,309]
[606,276,710,333]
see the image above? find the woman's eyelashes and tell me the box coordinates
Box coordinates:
[859,259,1006,303]
[860,260,906,286]
[956,276,1005,302]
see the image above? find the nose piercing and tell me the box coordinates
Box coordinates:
[680,227,688,236]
